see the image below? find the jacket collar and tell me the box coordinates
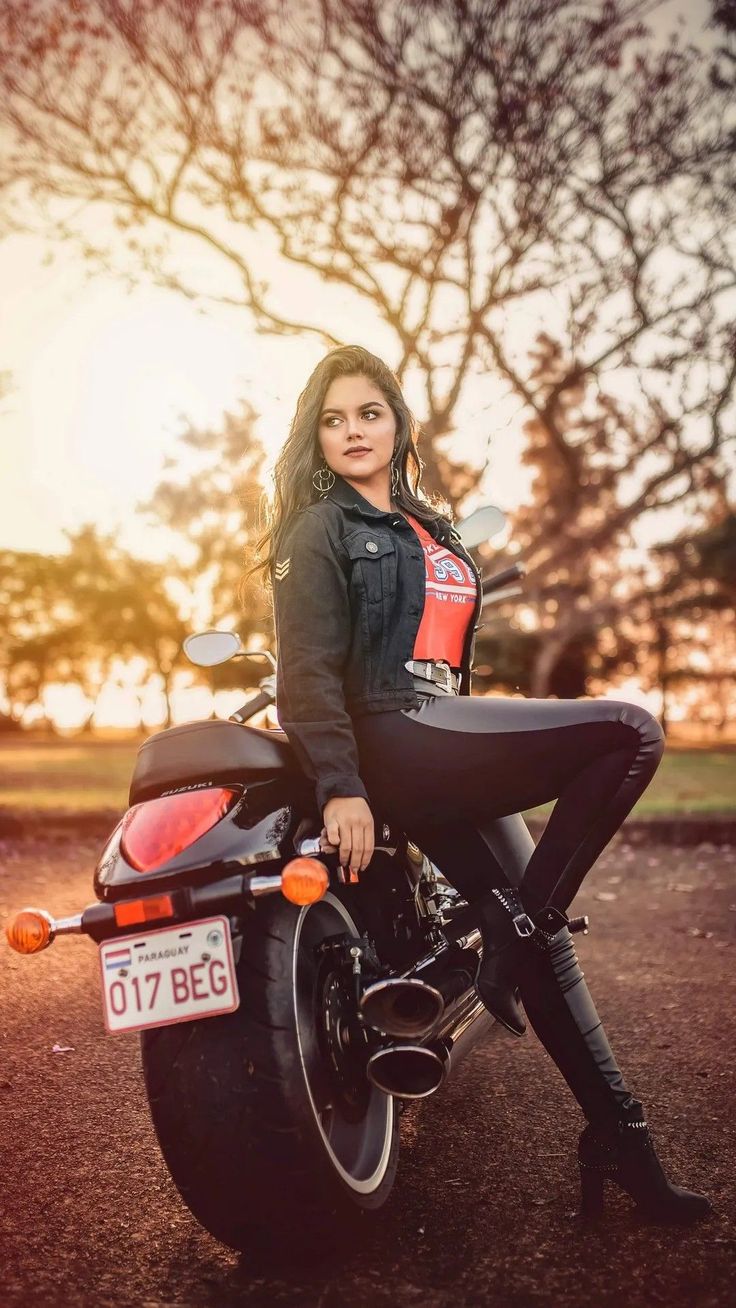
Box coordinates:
[325,472,393,520]
[325,472,445,541]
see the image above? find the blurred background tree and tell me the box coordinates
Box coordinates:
[644,504,736,735]
[0,528,187,730]
[64,526,189,729]
[139,397,270,693]
[0,548,81,729]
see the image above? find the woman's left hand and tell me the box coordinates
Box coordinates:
[318,794,375,878]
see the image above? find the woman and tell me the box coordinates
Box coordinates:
[250,343,711,1225]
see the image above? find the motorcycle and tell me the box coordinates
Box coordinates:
[5,506,587,1254]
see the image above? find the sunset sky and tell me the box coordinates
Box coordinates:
[0,233,538,564]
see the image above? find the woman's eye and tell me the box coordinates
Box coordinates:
[324,410,379,427]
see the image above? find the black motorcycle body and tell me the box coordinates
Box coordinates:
[73,710,494,1252]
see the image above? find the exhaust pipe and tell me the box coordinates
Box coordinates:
[367,1039,450,1098]
[360,941,480,1039]
[360,977,443,1039]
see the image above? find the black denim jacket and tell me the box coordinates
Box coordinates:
[271,472,482,812]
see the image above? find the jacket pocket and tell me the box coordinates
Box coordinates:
[343,530,397,608]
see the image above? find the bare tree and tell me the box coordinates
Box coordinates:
[709,0,736,103]
[1,1,734,686]
[482,330,733,696]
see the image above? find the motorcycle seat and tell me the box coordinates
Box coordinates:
[129,717,301,805]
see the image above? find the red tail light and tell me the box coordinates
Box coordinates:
[121,788,238,873]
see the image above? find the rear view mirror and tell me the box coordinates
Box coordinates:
[183,630,243,667]
[454,504,506,549]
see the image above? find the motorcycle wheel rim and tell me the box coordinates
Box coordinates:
[292,892,395,1194]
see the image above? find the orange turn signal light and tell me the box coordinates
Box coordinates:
[5,908,54,955]
[281,857,329,906]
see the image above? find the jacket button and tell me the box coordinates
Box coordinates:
[365,540,378,553]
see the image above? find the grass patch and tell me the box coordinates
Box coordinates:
[0,737,138,813]
[524,744,736,818]
[0,735,734,817]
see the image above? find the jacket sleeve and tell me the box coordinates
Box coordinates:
[271,508,370,813]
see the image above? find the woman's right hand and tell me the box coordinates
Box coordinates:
[321,795,375,877]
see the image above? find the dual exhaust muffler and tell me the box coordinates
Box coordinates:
[360,937,492,1099]
[360,912,591,1098]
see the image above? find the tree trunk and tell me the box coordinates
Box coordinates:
[715,679,731,736]
[161,670,173,729]
[655,620,670,738]
[529,634,570,699]
[134,691,147,733]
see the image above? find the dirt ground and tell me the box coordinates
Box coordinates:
[0,829,734,1308]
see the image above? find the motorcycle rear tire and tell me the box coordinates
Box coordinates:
[140,890,399,1255]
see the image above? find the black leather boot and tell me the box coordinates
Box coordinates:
[517,906,712,1225]
[474,886,536,1036]
[578,1096,712,1224]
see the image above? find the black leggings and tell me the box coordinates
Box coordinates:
[352,692,665,913]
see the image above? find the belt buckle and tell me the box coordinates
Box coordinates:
[434,660,454,693]
[405,659,455,692]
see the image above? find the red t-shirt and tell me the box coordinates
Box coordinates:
[402,512,477,667]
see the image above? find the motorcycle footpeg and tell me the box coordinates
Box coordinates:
[568,914,590,935]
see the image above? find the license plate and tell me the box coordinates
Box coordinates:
[99,916,239,1035]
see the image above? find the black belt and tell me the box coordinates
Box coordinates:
[405,659,461,695]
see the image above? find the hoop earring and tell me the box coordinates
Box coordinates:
[312,462,335,494]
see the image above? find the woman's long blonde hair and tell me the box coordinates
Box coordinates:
[244,345,451,596]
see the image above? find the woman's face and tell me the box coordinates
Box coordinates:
[317,374,397,491]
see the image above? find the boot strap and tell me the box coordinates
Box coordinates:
[488,888,538,940]
[512,912,536,938]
